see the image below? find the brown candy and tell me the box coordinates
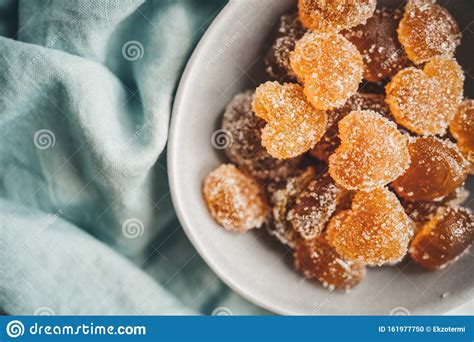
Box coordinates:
[264,13,307,82]
[410,207,474,269]
[344,7,411,83]
[252,82,327,159]
[398,0,461,65]
[401,187,470,234]
[294,236,366,291]
[298,0,376,33]
[327,188,414,266]
[288,172,350,240]
[265,167,316,248]
[203,164,268,232]
[290,32,363,110]
[329,110,410,191]
[392,137,469,202]
[310,92,392,162]
[222,90,299,180]
[386,57,464,135]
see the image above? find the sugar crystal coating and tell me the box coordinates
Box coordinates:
[385,57,464,135]
[203,164,268,232]
[252,81,327,159]
[287,172,350,240]
[294,236,366,291]
[290,32,363,110]
[398,0,461,64]
[329,110,410,191]
[410,207,474,269]
[392,137,469,202]
[222,90,299,180]
[310,92,392,162]
[298,0,376,33]
[450,100,474,172]
[264,13,307,82]
[265,167,316,248]
[344,7,411,82]
[327,188,414,265]
[401,187,469,234]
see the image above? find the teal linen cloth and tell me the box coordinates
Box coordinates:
[0,0,267,315]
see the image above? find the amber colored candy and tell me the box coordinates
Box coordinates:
[264,13,307,82]
[290,32,363,110]
[327,188,414,265]
[386,57,464,135]
[252,82,327,159]
[401,187,469,235]
[343,7,411,82]
[298,0,376,33]
[310,92,392,162]
[294,236,366,291]
[265,167,316,248]
[450,100,474,171]
[203,164,268,232]
[398,0,461,65]
[222,90,299,180]
[328,110,410,191]
[287,172,350,240]
[410,207,474,270]
[392,137,469,202]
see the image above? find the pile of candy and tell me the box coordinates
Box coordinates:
[203,0,474,292]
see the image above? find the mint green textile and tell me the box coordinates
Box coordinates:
[0,0,267,315]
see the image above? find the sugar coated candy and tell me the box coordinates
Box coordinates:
[327,188,414,265]
[344,7,411,82]
[398,0,461,64]
[265,167,316,248]
[329,110,410,191]
[401,187,469,234]
[310,92,391,162]
[290,32,363,110]
[288,172,350,240]
[222,90,299,180]
[450,100,474,172]
[392,137,469,202]
[252,81,327,159]
[410,207,474,269]
[298,0,376,33]
[385,57,464,135]
[264,13,307,82]
[294,236,366,291]
[203,164,268,232]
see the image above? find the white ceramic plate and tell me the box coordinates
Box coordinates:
[168,0,474,315]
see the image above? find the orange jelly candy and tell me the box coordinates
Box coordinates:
[392,137,469,202]
[203,164,268,232]
[264,13,307,82]
[252,81,327,159]
[344,7,411,82]
[327,188,413,266]
[450,100,474,171]
[410,207,474,270]
[265,167,316,248]
[310,92,392,162]
[290,32,363,110]
[386,57,464,135]
[298,0,376,33]
[287,172,350,240]
[329,110,410,191]
[398,0,461,65]
[222,90,299,180]
[294,236,366,291]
